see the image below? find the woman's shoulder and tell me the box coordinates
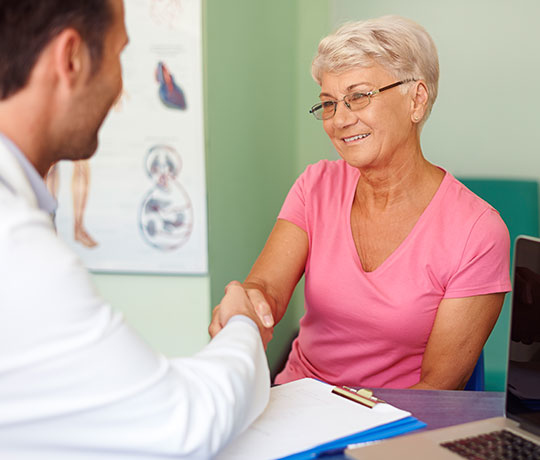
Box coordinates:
[438,171,508,233]
[441,172,497,212]
[281,160,357,223]
[423,171,510,282]
[300,159,358,186]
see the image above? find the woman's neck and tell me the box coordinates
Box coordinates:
[355,153,444,214]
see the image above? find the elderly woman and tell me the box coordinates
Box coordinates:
[210,16,511,389]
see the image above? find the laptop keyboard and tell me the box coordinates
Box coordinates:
[440,429,540,459]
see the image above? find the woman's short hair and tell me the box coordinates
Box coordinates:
[312,15,439,122]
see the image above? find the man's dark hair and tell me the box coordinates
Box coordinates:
[0,0,113,100]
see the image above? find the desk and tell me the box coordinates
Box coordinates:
[374,388,504,430]
[324,388,504,459]
[7,390,504,459]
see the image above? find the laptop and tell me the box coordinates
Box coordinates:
[346,235,540,459]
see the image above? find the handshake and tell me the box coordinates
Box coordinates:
[208,281,275,348]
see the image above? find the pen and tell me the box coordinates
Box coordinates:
[343,386,386,404]
[331,386,385,408]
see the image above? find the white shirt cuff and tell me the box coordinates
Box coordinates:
[227,315,258,332]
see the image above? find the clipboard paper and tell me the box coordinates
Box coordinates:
[216,378,425,460]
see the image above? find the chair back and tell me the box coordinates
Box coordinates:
[464,351,485,391]
[459,178,539,391]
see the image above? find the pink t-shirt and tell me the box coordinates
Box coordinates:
[275,160,511,388]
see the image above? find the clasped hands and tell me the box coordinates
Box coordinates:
[208,281,275,349]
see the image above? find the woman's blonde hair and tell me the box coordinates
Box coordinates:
[312,15,439,122]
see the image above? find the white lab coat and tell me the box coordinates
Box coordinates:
[0,140,270,459]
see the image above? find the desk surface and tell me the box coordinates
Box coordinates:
[374,387,504,431]
[324,388,504,460]
[5,389,506,459]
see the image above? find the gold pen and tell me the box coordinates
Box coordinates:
[332,386,385,409]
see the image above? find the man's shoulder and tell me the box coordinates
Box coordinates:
[0,138,39,209]
[0,183,55,252]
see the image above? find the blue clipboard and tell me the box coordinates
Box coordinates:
[276,416,426,459]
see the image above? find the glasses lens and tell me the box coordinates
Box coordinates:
[320,101,336,119]
[310,101,336,120]
[310,103,323,120]
[346,92,370,111]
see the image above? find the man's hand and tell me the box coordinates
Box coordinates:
[208,281,273,349]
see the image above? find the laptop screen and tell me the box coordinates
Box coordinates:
[506,236,540,435]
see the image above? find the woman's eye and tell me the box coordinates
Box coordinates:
[349,92,367,101]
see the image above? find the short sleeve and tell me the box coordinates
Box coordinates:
[277,170,308,232]
[444,208,512,298]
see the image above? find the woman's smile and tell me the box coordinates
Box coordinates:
[342,133,370,144]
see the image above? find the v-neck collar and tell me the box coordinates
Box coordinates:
[346,166,450,275]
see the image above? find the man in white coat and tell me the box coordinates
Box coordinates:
[0,0,270,458]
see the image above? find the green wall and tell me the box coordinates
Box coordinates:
[92,1,332,369]
[205,0,331,369]
[93,274,210,356]
[205,0,298,317]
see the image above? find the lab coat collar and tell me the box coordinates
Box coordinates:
[0,134,52,212]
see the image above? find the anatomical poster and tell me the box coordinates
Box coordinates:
[52,0,208,274]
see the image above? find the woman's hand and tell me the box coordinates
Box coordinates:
[208,281,274,349]
[209,219,309,342]
[242,282,275,328]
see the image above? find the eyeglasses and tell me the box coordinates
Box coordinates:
[309,79,416,120]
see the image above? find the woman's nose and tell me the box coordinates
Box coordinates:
[332,99,356,128]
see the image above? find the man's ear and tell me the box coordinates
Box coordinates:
[52,28,90,90]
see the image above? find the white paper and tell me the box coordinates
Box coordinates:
[217,378,411,460]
